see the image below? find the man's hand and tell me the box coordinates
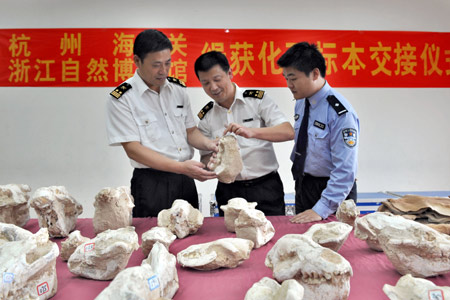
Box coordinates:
[289,209,322,224]
[181,160,217,181]
[206,138,219,153]
[223,123,254,139]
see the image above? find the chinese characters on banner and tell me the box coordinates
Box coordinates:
[0,28,449,87]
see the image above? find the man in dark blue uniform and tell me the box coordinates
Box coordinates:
[277,42,359,224]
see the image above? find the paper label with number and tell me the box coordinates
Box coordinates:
[3,272,14,283]
[148,275,160,291]
[84,242,95,253]
[37,282,49,296]
[429,289,445,300]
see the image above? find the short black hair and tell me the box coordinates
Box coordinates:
[133,29,173,60]
[277,42,326,78]
[194,51,230,79]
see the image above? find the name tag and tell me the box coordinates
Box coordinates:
[314,120,326,130]
[177,105,184,108]
[243,118,253,122]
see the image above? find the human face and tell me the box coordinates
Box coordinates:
[134,48,171,93]
[282,66,319,100]
[197,65,235,109]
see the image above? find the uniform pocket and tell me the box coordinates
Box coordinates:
[136,114,161,142]
[311,127,329,154]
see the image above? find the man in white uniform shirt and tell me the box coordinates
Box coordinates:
[195,51,294,216]
[106,29,217,217]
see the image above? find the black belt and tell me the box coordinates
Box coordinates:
[303,173,330,180]
[234,171,278,186]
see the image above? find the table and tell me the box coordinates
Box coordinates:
[23,216,450,299]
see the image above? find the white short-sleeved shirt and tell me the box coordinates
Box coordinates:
[198,84,289,180]
[106,71,196,169]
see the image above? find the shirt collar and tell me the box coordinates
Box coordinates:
[308,81,331,108]
[214,83,244,110]
[233,83,246,105]
[133,70,168,96]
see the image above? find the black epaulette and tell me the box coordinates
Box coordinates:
[243,89,265,99]
[167,76,186,88]
[327,95,348,116]
[110,82,132,99]
[197,101,214,120]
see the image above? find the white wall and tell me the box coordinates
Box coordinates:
[1,0,449,217]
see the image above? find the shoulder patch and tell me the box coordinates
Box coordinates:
[110,82,132,99]
[167,76,186,88]
[327,95,348,116]
[197,101,214,120]
[243,89,265,99]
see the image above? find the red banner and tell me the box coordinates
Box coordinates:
[1,28,449,88]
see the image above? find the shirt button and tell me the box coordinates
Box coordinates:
[178,147,182,152]
[227,110,231,114]
[164,113,167,116]
[145,120,149,124]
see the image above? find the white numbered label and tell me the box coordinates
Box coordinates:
[84,243,95,252]
[148,275,160,291]
[3,272,14,283]
[429,289,444,300]
[37,282,49,296]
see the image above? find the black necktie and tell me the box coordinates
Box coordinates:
[292,98,310,180]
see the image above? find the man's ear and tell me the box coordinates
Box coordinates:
[227,68,234,80]
[312,68,321,80]
[133,55,141,67]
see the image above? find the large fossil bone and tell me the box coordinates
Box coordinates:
[68,226,139,280]
[157,199,203,239]
[265,234,353,300]
[336,199,359,227]
[235,208,275,248]
[0,225,59,300]
[304,221,353,252]
[244,277,305,300]
[93,186,134,234]
[355,212,450,277]
[30,186,83,238]
[209,135,243,183]
[221,197,257,232]
[142,242,179,299]
[383,274,450,300]
[177,237,254,271]
[0,184,31,228]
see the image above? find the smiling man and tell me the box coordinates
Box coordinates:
[106,29,217,217]
[194,51,294,216]
[277,42,360,224]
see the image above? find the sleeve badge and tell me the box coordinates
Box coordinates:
[342,128,357,148]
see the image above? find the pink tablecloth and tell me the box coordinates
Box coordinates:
[24,216,450,299]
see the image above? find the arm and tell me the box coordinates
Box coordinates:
[223,121,294,142]
[121,141,217,181]
[290,209,322,224]
[311,113,359,219]
[186,126,218,152]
